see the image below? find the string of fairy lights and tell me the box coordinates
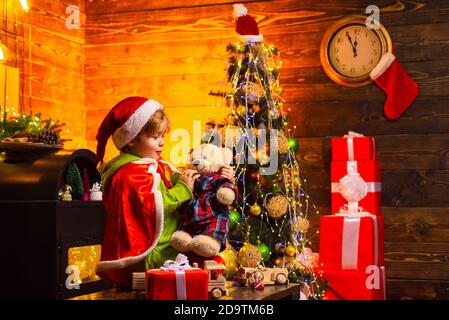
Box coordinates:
[207,39,326,298]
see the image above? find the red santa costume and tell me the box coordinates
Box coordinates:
[95,97,193,285]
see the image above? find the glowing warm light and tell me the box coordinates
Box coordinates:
[19,0,29,12]
[68,245,101,283]
[0,43,9,64]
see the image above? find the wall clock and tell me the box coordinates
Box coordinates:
[320,15,392,87]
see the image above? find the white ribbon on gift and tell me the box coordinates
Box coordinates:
[160,254,194,300]
[335,207,379,270]
[331,161,381,212]
[343,131,376,161]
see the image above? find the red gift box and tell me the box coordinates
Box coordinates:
[331,160,381,215]
[332,132,376,161]
[319,213,384,271]
[146,269,209,300]
[323,266,386,300]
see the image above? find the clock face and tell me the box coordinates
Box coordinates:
[328,25,383,78]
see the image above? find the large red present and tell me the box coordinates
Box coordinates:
[319,212,384,271]
[146,268,209,300]
[323,266,386,300]
[332,131,376,161]
[331,160,381,215]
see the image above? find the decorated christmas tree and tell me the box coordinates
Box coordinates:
[65,163,84,200]
[205,4,326,299]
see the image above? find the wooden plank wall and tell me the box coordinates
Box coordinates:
[84,0,449,299]
[1,0,86,149]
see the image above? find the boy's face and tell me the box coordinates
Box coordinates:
[128,120,167,159]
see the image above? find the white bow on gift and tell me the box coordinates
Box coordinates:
[338,172,368,203]
[160,254,194,300]
[161,253,193,271]
[343,131,365,138]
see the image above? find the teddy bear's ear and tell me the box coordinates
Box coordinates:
[221,147,233,165]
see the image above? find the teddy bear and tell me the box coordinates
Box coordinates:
[170,143,237,257]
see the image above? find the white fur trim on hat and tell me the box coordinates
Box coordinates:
[233,3,248,18]
[370,52,396,80]
[112,99,163,150]
[236,33,264,42]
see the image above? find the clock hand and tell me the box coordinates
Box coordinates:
[353,36,358,57]
[346,32,357,57]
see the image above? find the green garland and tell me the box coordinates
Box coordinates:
[0,112,65,140]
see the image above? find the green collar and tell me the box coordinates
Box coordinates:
[100,153,141,190]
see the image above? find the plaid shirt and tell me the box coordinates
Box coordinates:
[181,173,237,248]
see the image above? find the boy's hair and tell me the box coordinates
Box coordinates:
[121,109,170,153]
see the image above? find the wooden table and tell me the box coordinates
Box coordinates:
[69,282,301,300]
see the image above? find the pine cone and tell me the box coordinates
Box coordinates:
[37,129,61,145]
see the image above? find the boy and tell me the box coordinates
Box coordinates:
[94,96,233,285]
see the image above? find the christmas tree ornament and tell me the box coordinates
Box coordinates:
[370,52,419,120]
[229,209,241,230]
[237,243,262,268]
[292,217,310,234]
[256,242,271,262]
[266,194,289,219]
[285,245,296,257]
[65,163,84,200]
[233,3,264,42]
[237,105,247,116]
[293,232,305,243]
[270,108,281,120]
[248,270,264,290]
[287,137,299,153]
[219,243,239,280]
[81,168,91,201]
[241,81,264,104]
[258,152,270,166]
[275,257,284,267]
[58,184,72,201]
[89,182,103,201]
[274,242,286,254]
[277,134,289,154]
[297,247,319,268]
[249,203,262,216]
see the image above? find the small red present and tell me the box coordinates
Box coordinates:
[319,212,384,271]
[331,160,381,215]
[146,269,209,300]
[145,254,209,300]
[323,266,386,300]
[332,131,376,161]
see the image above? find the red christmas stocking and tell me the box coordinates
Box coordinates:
[370,53,419,120]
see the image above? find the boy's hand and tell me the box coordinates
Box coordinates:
[219,165,235,182]
[180,169,200,191]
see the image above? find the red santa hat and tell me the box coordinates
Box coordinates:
[233,3,263,42]
[96,96,163,162]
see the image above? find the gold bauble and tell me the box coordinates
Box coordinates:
[237,105,247,116]
[242,81,264,103]
[292,217,310,234]
[266,194,289,219]
[285,245,296,257]
[219,243,239,280]
[237,243,262,268]
[275,257,284,267]
[249,203,262,216]
[277,134,289,154]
